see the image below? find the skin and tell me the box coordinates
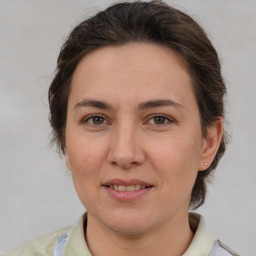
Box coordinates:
[65,43,223,256]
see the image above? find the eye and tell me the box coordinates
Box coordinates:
[147,115,173,125]
[82,115,108,126]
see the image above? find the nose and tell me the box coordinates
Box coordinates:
[107,124,145,169]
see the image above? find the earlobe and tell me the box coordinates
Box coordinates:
[199,118,223,171]
[65,151,72,171]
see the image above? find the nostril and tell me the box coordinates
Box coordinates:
[110,160,138,169]
[111,161,118,166]
[107,142,146,168]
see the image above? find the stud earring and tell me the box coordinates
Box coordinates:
[204,162,208,166]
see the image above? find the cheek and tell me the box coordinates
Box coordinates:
[149,134,201,166]
[147,134,201,185]
[65,132,108,179]
[65,136,108,206]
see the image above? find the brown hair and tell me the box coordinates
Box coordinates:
[49,0,227,209]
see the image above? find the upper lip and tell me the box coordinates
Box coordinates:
[102,179,153,187]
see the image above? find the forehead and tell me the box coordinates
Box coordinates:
[70,43,194,107]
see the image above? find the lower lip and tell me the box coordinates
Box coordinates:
[103,186,153,202]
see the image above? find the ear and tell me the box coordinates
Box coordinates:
[199,117,223,171]
[64,150,72,171]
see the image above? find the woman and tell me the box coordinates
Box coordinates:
[2,1,239,255]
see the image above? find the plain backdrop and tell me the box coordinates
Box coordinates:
[0,0,255,255]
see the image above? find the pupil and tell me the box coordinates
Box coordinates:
[93,116,104,124]
[154,116,165,124]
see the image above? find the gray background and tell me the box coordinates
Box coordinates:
[0,0,255,255]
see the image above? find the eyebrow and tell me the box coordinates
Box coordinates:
[74,99,113,110]
[74,99,183,111]
[138,99,184,110]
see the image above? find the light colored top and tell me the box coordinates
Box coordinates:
[1,213,239,256]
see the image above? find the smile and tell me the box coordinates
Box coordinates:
[105,185,150,191]
[102,179,153,201]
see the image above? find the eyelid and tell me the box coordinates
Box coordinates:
[80,113,175,126]
[146,114,174,125]
[80,114,111,125]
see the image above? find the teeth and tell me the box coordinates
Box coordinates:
[108,185,148,191]
[119,185,126,191]
[127,185,137,191]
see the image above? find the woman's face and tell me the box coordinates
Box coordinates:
[65,43,211,235]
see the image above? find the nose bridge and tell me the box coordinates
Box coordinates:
[108,120,144,168]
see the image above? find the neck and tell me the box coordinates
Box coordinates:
[85,212,194,256]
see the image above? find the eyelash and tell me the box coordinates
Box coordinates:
[147,114,174,125]
[81,114,109,126]
[81,114,174,127]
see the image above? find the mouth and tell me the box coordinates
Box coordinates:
[102,179,153,201]
[103,184,152,191]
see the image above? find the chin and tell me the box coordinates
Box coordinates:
[108,221,151,237]
[99,208,155,236]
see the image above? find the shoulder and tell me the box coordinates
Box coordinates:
[209,240,241,256]
[186,213,241,256]
[1,226,71,256]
